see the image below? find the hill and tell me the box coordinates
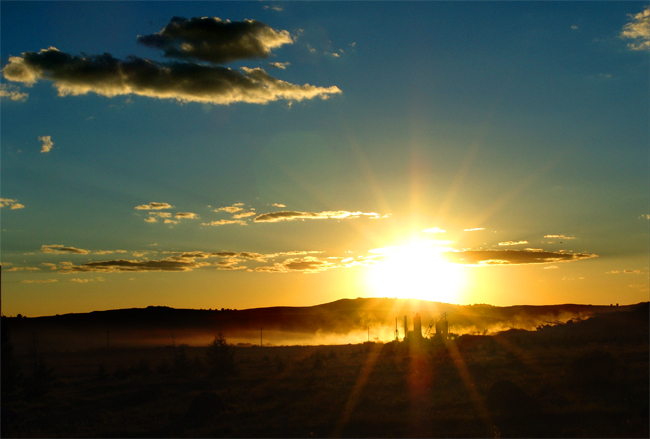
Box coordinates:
[3,298,644,352]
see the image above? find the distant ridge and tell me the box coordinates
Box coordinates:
[4,298,646,351]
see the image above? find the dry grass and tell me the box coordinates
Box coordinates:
[2,331,648,438]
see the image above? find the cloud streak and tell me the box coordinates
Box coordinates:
[135,202,172,210]
[3,48,341,105]
[254,210,383,223]
[41,244,90,254]
[442,249,598,266]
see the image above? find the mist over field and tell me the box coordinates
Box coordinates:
[4,298,636,352]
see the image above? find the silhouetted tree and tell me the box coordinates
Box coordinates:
[206,331,235,378]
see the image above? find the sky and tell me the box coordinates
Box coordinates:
[1,1,648,317]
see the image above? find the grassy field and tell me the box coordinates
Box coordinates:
[2,319,648,439]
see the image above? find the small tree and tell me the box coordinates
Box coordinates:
[206,331,235,378]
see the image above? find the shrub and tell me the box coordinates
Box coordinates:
[206,332,235,378]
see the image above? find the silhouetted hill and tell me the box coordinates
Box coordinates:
[3,298,645,351]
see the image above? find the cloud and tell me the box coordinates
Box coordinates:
[442,249,598,266]
[135,202,172,210]
[263,5,283,12]
[232,211,256,219]
[268,62,290,69]
[38,135,53,153]
[623,269,642,274]
[620,6,650,50]
[60,258,212,273]
[0,84,28,101]
[3,48,341,105]
[544,234,577,240]
[175,212,198,219]
[255,256,336,273]
[422,227,445,234]
[144,217,158,223]
[21,279,58,283]
[215,203,244,213]
[70,278,94,283]
[41,244,90,254]
[0,198,25,209]
[464,228,484,232]
[4,266,41,272]
[272,203,286,208]
[543,265,559,270]
[202,219,248,226]
[254,210,383,223]
[498,241,529,246]
[137,17,292,64]
[640,214,650,220]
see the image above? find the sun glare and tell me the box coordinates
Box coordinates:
[367,241,464,303]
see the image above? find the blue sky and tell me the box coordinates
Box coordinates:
[2,2,648,316]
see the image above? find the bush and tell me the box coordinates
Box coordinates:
[206,332,235,378]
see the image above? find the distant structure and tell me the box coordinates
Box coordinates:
[404,313,423,341]
[434,313,449,339]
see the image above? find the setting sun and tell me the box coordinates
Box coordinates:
[367,241,465,303]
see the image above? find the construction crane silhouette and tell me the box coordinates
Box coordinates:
[424,312,448,338]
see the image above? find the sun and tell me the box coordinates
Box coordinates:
[367,240,464,303]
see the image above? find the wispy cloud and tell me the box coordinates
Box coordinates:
[255,256,335,273]
[41,244,90,254]
[268,62,290,69]
[422,227,445,234]
[254,210,384,223]
[202,219,248,226]
[38,135,53,153]
[544,234,577,240]
[443,249,598,266]
[215,203,245,213]
[232,211,256,219]
[498,241,529,246]
[22,279,58,284]
[135,202,172,210]
[263,5,283,12]
[0,84,28,101]
[464,228,484,232]
[4,266,41,272]
[0,198,25,209]
[620,6,650,50]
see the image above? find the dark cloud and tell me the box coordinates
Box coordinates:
[255,256,335,273]
[41,244,90,254]
[137,16,292,64]
[174,212,198,219]
[60,258,211,273]
[3,48,341,105]
[442,250,598,266]
[254,210,382,223]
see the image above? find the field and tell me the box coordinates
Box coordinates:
[2,305,648,438]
